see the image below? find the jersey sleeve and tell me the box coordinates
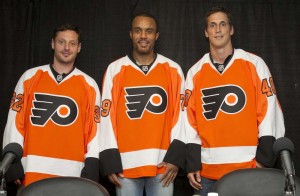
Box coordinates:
[163,64,186,170]
[81,78,102,182]
[184,67,202,173]
[253,57,285,167]
[3,73,28,148]
[2,71,29,182]
[99,64,123,176]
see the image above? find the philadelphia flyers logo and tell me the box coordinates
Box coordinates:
[201,85,246,120]
[125,86,168,119]
[30,93,78,127]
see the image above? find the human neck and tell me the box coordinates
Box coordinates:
[133,51,155,65]
[52,60,74,74]
[210,44,233,64]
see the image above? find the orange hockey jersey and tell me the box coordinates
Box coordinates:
[185,49,285,180]
[3,64,101,185]
[99,54,186,178]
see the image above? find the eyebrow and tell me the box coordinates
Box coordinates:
[133,26,155,29]
[56,38,79,43]
[210,20,227,24]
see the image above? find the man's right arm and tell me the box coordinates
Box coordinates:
[99,65,123,179]
[184,69,202,174]
[3,71,29,183]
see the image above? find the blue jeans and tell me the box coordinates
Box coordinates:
[116,174,173,196]
[194,176,217,196]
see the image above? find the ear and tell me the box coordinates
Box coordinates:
[205,29,209,38]
[155,32,159,41]
[77,43,81,53]
[51,39,54,49]
[130,31,133,39]
[230,26,234,36]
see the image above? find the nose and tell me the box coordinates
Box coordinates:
[140,30,147,38]
[65,43,70,50]
[216,24,221,32]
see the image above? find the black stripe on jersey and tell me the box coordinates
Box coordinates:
[256,135,276,167]
[99,149,123,176]
[163,139,186,170]
[80,157,100,182]
[186,143,202,173]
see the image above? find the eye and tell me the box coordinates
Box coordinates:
[146,29,154,34]
[57,40,65,44]
[220,22,227,27]
[69,42,77,46]
[209,23,216,28]
[134,28,141,33]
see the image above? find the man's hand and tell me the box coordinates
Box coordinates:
[187,171,202,190]
[14,179,21,185]
[108,173,124,187]
[256,161,265,168]
[158,162,178,187]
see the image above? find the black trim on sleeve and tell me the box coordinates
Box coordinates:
[99,148,123,177]
[4,161,24,183]
[186,143,202,173]
[80,157,100,182]
[256,135,276,167]
[163,139,186,170]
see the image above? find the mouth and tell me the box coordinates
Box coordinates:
[215,35,223,39]
[61,51,72,57]
[138,40,149,47]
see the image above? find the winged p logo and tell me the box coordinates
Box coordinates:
[201,85,246,120]
[30,93,78,126]
[125,86,168,119]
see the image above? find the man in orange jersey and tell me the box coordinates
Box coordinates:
[184,6,285,196]
[2,24,101,187]
[99,13,186,196]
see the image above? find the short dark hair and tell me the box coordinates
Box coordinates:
[52,23,82,43]
[131,12,159,33]
[205,6,233,29]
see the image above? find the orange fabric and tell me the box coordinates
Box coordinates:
[123,166,166,178]
[101,55,185,178]
[24,173,59,186]
[185,51,277,179]
[6,66,100,186]
[200,161,256,180]
[191,61,260,149]
[20,72,95,160]
[112,63,178,153]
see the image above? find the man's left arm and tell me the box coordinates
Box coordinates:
[254,57,285,167]
[161,65,186,186]
[80,80,101,182]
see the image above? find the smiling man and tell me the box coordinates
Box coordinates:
[99,13,186,196]
[184,6,285,196]
[3,24,101,187]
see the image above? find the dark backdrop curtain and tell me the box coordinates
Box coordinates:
[1,0,300,195]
